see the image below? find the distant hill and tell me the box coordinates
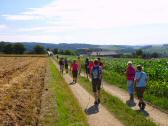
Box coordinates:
[99,45,141,54]
[99,44,168,56]
[22,42,99,51]
[142,45,168,56]
[1,41,168,56]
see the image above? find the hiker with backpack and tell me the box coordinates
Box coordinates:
[85,57,90,79]
[77,56,81,75]
[134,65,148,111]
[64,57,69,73]
[56,55,59,60]
[97,57,104,87]
[91,60,102,105]
[126,61,136,106]
[59,57,64,75]
[89,59,94,77]
[71,60,79,84]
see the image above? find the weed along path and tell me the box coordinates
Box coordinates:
[51,59,124,126]
[80,73,168,126]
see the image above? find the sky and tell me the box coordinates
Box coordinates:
[0,0,168,45]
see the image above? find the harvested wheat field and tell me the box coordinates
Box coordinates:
[0,57,48,126]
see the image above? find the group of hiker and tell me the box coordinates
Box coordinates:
[58,56,148,110]
[58,57,69,74]
[58,56,104,105]
[126,61,147,110]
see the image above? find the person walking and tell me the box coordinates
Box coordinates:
[71,60,79,84]
[97,57,104,88]
[77,56,81,75]
[126,61,136,106]
[91,60,102,105]
[64,58,69,73]
[59,58,64,75]
[134,65,148,111]
[89,60,94,77]
[85,57,90,79]
[56,55,59,60]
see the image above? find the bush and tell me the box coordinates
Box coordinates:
[13,43,25,54]
[33,45,46,54]
[3,44,13,54]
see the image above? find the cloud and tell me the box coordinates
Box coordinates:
[1,29,168,45]
[0,34,74,43]
[3,14,42,21]
[3,0,168,27]
[18,25,75,33]
[1,0,168,44]
[0,24,8,30]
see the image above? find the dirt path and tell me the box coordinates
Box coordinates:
[51,59,124,126]
[80,73,168,126]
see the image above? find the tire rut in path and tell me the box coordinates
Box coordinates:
[51,59,124,126]
[80,73,168,126]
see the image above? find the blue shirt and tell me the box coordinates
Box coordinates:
[135,71,148,87]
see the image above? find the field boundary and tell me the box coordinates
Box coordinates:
[39,59,89,126]
[0,54,48,57]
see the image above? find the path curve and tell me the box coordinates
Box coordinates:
[51,59,124,126]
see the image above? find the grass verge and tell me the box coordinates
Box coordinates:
[78,76,157,126]
[43,60,88,126]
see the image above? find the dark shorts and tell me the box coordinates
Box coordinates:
[92,79,102,92]
[65,64,68,69]
[60,65,64,71]
[136,87,145,99]
[72,71,78,78]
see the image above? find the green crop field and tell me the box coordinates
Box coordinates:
[103,58,168,110]
[61,55,168,111]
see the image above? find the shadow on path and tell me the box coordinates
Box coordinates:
[136,109,150,117]
[126,100,136,107]
[85,105,99,115]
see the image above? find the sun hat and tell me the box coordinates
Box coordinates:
[127,61,132,65]
[137,65,142,71]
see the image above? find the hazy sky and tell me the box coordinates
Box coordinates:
[0,0,168,45]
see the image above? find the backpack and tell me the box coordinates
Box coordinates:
[92,66,101,79]
[64,60,68,65]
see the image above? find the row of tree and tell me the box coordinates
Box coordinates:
[0,42,46,54]
[123,49,160,58]
[0,42,77,55]
[52,48,76,55]
[134,49,160,58]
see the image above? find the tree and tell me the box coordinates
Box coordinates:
[64,49,76,55]
[151,52,159,58]
[135,49,143,57]
[3,44,13,54]
[0,42,6,52]
[59,49,64,55]
[53,48,59,54]
[33,45,46,54]
[13,43,25,54]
